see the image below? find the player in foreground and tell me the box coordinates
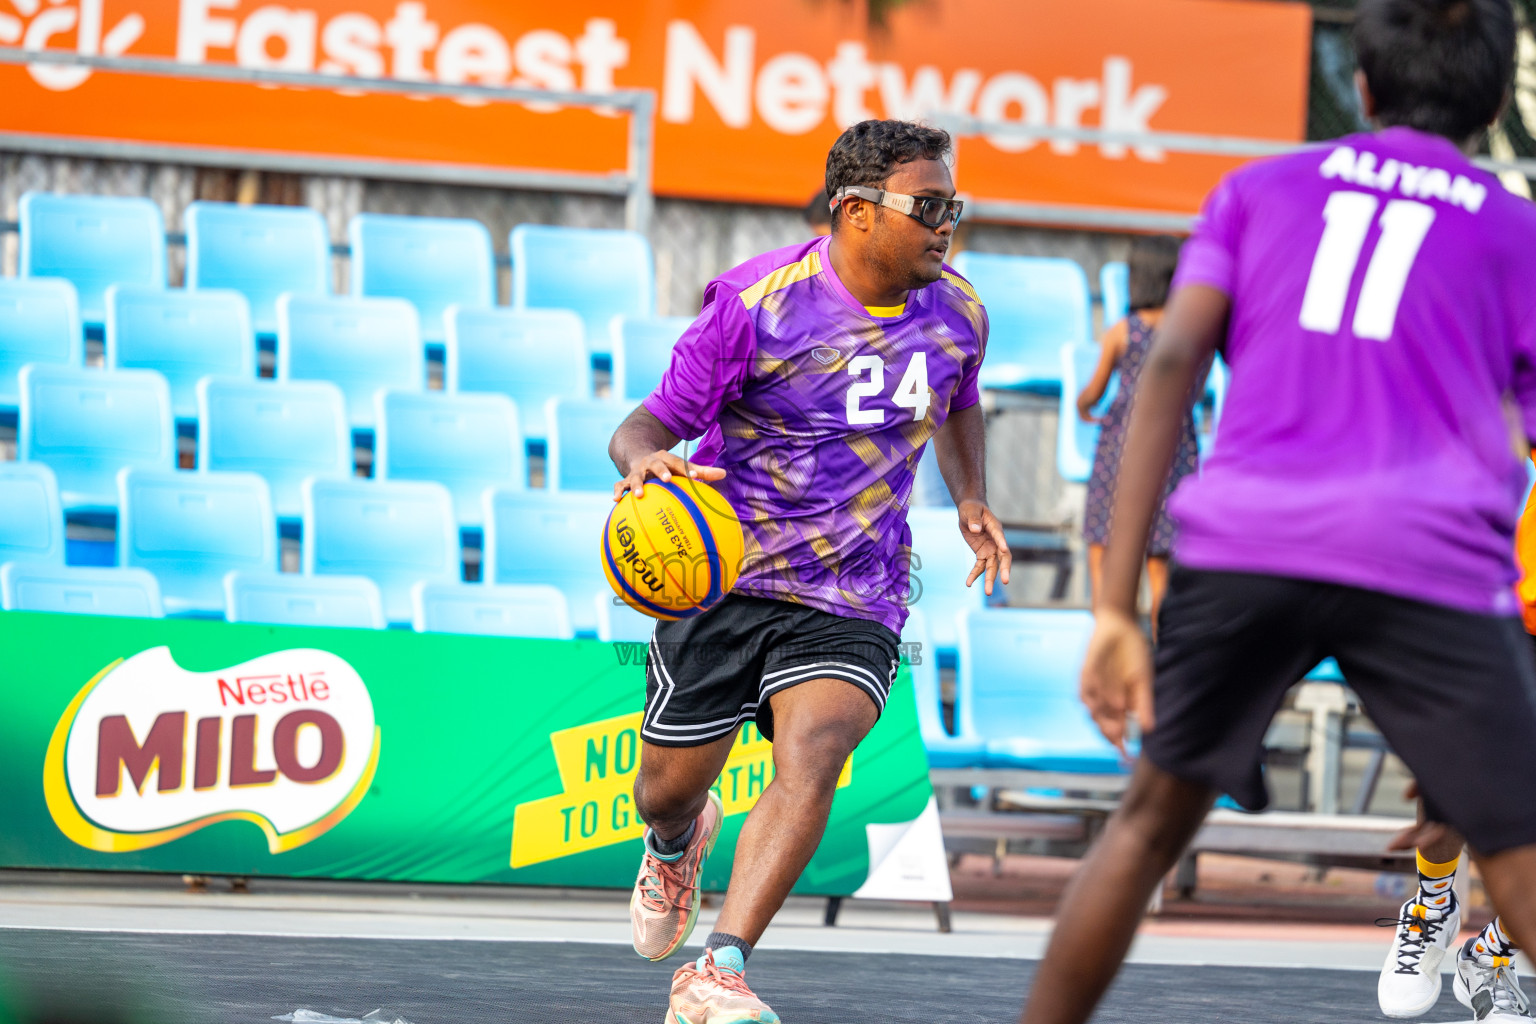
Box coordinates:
[609,119,1006,1024]
[1019,1,1536,1022]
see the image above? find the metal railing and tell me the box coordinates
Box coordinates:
[937,114,1536,232]
[0,48,657,234]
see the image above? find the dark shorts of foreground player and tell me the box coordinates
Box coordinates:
[641,594,901,747]
[1146,565,1536,855]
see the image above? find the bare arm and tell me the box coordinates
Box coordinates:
[1076,320,1128,422]
[1080,285,1229,750]
[608,405,725,501]
[931,402,1012,595]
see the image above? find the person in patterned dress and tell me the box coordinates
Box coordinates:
[1077,235,1198,626]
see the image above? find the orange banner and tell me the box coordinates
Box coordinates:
[1,0,1312,216]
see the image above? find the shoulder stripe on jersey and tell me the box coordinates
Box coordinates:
[740,250,824,310]
[942,270,981,304]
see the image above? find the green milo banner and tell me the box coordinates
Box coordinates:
[0,610,943,897]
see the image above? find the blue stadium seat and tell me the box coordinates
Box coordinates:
[483,488,612,634]
[18,364,175,510]
[611,315,689,401]
[594,592,656,642]
[278,294,422,428]
[374,389,523,526]
[905,507,989,656]
[198,377,352,520]
[1100,261,1130,327]
[0,278,81,408]
[446,306,590,441]
[546,398,630,491]
[303,477,460,624]
[911,444,955,508]
[106,286,255,419]
[0,563,163,617]
[1057,343,1110,484]
[118,468,277,615]
[1198,354,1230,457]
[950,253,1092,391]
[185,201,331,337]
[411,581,574,639]
[0,463,64,565]
[903,607,983,768]
[510,225,655,354]
[1307,658,1346,682]
[350,213,494,342]
[224,571,385,630]
[958,608,1128,774]
[19,192,166,328]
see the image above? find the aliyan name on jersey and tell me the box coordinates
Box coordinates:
[1318,145,1488,214]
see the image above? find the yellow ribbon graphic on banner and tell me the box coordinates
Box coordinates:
[510,712,851,868]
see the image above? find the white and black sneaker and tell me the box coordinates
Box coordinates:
[1455,934,1532,1020]
[1378,894,1462,1018]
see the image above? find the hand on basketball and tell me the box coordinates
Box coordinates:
[615,450,726,501]
[957,500,1012,596]
[1080,608,1154,755]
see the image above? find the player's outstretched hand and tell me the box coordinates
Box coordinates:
[614,451,726,501]
[957,500,1012,596]
[1080,609,1154,756]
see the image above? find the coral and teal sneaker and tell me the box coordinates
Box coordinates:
[665,947,779,1024]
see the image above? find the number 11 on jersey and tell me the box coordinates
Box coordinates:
[1299,191,1436,341]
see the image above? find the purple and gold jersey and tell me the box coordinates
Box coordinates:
[643,234,987,634]
[1170,127,1536,615]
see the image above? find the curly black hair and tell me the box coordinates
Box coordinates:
[824,120,952,231]
[1355,0,1514,142]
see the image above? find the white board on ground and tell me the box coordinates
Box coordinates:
[852,796,953,903]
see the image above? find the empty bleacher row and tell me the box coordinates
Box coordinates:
[10,191,1129,394]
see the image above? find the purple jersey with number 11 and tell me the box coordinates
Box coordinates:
[1170,127,1536,615]
[643,234,988,635]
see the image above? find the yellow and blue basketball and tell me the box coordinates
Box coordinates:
[601,479,745,620]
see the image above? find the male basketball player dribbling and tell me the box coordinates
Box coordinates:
[607,120,1006,1024]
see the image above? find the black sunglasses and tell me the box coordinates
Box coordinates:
[832,186,964,229]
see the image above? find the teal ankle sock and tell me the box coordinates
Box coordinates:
[701,932,751,974]
[702,944,747,975]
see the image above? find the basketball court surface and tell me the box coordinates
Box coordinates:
[0,876,1482,1024]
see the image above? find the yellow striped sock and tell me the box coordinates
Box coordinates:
[1415,849,1458,909]
[1416,850,1459,878]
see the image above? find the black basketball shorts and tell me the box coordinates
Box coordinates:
[641,593,901,747]
[1144,565,1536,855]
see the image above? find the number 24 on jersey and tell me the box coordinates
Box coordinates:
[846,352,930,425]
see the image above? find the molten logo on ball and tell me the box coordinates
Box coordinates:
[44,646,381,854]
[602,479,745,620]
[611,517,665,597]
